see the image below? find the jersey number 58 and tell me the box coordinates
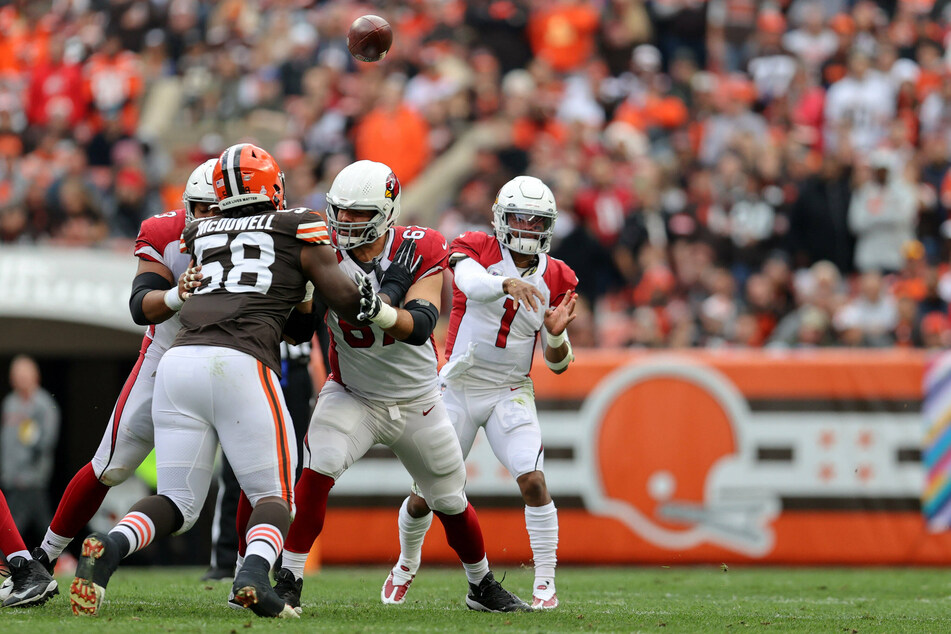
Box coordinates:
[193,232,275,294]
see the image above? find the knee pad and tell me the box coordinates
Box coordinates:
[307,428,350,480]
[429,488,468,515]
[97,465,133,487]
[509,447,544,479]
[421,459,468,515]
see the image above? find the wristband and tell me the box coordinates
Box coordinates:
[303,281,315,302]
[164,287,185,312]
[546,328,567,348]
[369,301,398,329]
[545,341,573,371]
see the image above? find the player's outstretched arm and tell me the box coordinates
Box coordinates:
[129,259,201,325]
[543,290,577,374]
[301,242,363,324]
[357,272,442,346]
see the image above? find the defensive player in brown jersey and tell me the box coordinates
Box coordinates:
[271,160,530,613]
[69,144,398,618]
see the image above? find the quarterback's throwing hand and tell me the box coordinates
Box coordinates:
[503,277,546,312]
[544,290,577,335]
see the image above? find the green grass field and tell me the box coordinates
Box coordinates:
[1,566,950,632]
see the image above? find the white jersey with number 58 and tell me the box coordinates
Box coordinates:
[326,225,449,402]
[442,231,577,387]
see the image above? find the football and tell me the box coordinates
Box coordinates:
[347,14,393,63]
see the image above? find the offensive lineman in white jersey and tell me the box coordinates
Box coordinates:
[31,159,219,575]
[272,160,530,613]
[382,176,578,610]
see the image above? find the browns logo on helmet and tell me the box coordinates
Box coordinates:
[212,143,286,216]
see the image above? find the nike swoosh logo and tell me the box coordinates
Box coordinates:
[422,406,435,416]
[510,387,520,391]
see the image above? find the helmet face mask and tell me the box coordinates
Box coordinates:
[492,176,558,255]
[326,204,387,249]
[183,158,219,222]
[325,160,401,250]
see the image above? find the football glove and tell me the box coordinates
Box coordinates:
[379,238,422,306]
[355,271,398,328]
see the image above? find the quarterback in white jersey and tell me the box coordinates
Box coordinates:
[33,159,217,573]
[274,160,530,614]
[384,176,577,610]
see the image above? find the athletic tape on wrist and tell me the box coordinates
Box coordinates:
[545,328,567,348]
[370,301,398,329]
[164,287,185,311]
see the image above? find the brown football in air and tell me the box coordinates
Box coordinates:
[347,15,393,63]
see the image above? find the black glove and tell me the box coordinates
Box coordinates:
[378,238,422,306]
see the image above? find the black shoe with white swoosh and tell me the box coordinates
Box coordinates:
[1,556,58,607]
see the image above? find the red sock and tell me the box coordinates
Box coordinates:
[434,503,486,564]
[284,468,334,554]
[0,489,27,556]
[49,463,110,538]
[236,491,252,557]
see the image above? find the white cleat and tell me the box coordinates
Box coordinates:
[381,569,415,605]
[531,579,558,610]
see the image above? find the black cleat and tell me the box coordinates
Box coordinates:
[69,532,121,616]
[30,548,56,576]
[231,555,298,618]
[273,567,303,614]
[465,571,532,612]
[1,556,58,607]
[201,566,233,582]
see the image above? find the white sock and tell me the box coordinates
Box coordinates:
[234,553,245,576]
[245,524,284,570]
[6,550,30,562]
[393,496,432,583]
[110,511,157,557]
[525,501,558,584]
[40,529,72,560]
[462,555,490,586]
[282,550,309,581]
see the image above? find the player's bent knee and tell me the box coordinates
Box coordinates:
[309,445,348,480]
[429,491,468,515]
[517,470,548,500]
[98,465,133,487]
[169,498,200,535]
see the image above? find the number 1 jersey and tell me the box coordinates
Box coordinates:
[442,231,578,386]
[175,208,330,375]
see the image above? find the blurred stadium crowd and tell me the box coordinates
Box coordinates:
[5,0,951,349]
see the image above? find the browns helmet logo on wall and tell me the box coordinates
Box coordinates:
[385,172,400,200]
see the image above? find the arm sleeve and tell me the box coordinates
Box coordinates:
[453,256,507,303]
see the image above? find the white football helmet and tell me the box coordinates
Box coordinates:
[325,160,401,250]
[183,158,219,221]
[492,175,557,255]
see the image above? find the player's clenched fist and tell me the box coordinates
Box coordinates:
[502,277,546,312]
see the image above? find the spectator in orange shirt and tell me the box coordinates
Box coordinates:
[84,35,143,135]
[527,0,599,73]
[354,78,430,184]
